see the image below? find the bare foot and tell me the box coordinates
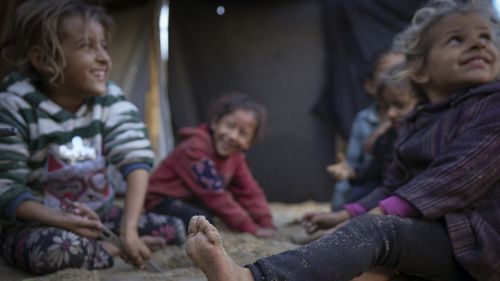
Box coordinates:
[186,216,254,281]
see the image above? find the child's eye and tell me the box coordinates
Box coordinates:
[225,121,236,129]
[447,36,462,45]
[79,42,91,49]
[239,130,250,139]
[479,33,492,42]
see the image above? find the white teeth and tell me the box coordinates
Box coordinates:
[92,71,106,79]
[466,58,486,65]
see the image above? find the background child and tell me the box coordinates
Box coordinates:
[185,0,500,280]
[331,50,404,210]
[145,93,276,237]
[0,0,185,274]
[325,65,417,208]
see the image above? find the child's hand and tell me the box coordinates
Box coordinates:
[364,120,392,153]
[255,227,277,238]
[300,210,350,234]
[326,153,355,181]
[120,230,151,269]
[61,201,103,238]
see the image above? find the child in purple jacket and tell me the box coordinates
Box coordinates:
[184,0,500,280]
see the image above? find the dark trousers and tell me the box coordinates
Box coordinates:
[247,215,473,281]
[152,197,214,233]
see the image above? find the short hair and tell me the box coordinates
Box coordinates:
[208,93,267,143]
[392,0,500,96]
[0,0,113,85]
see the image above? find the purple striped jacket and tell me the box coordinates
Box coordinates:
[360,81,500,281]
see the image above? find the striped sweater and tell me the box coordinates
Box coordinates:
[0,73,154,221]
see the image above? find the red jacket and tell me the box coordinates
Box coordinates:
[145,124,274,234]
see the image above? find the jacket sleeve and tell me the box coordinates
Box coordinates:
[345,112,369,170]
[0,93,36,221]
[228,157,274,228]
[102,84,154,174]
[395,94,500,219]
[171,146,260,234]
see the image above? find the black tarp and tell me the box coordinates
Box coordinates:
[316,0,425,137]
[168,0,423,202]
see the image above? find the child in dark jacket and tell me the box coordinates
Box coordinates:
[326,65,417,206]
[145,94,276,237]
[185,0,500,280]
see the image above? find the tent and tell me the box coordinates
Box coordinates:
[0,0,423,202]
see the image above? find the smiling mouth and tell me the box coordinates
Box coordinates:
[461,54,490,65]
[219,139,236,151]
[91,70,108,80]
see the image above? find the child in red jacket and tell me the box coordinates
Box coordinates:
[145,94,276,237]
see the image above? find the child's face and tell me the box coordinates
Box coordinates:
[57,16,111,98]
[381,87,416,124]
[364,53,405,96]
[418,12,499,96]
[211,109,257,157]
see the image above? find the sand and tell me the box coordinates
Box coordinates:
[1,201,329,281]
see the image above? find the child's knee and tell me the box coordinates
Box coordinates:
[25,229,109,274]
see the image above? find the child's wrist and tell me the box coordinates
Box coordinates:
[120,222,139,236]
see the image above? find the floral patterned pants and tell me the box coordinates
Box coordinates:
[0,206,185,275]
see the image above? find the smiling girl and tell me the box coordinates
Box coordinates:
[0,0,185,274]
[145,93,276,237]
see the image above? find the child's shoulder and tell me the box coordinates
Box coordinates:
[177,126,212,149]
[105,82,124,98]
[456,80,500,106]
[92,82,125,103]
[173,125,228,160]
[0,76,37,110]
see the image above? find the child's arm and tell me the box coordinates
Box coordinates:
[345,108,375,169]
[100,85,155,267]
[169,146,261,234]
[326,153,356,181]
[0,96,101,237]
[229,158,275,229]
[392,95,500,219]
[14,200,103,238]
[120,168,151,268]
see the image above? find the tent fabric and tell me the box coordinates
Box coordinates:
[169,0,334,202]
[315,0,425,137]
[168,0,423,202]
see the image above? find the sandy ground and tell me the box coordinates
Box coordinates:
[1,201,329,281]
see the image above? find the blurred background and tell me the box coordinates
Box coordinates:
[3,0,495,203]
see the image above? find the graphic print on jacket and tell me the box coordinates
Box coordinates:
[191,158,224,191]
[41,136,113,210]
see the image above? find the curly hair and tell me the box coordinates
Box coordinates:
[0,0,113,85]
[208,93,268,144]
[392,0,500,97]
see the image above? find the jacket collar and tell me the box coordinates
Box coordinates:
[405,80,500,121]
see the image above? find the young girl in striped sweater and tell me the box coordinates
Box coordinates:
[0,0,185,274]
